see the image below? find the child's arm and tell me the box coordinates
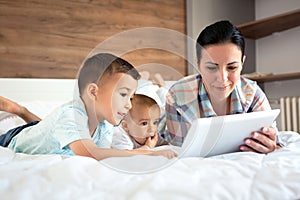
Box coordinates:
[69,139,177,160]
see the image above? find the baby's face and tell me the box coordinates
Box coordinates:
[124,104,160,145]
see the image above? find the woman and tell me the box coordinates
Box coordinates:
[165,20,280,154]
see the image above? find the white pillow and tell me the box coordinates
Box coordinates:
[0,112,26,135]
[0,100,64,135]
[18,101,64,119]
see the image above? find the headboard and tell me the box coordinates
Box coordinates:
[0,78,76,102]
[0,78,76,121]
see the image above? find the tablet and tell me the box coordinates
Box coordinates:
[178,109,280,158]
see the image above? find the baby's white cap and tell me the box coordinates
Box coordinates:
[135,80,163,109]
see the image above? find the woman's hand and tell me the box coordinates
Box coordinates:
[240,127,281,154]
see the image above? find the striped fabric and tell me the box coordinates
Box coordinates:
[164,74,271,146]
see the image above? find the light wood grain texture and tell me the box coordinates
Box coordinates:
[237,9,300,39]
[0,0,186,79]
[244,72,300,83]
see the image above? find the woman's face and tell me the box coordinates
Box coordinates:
[198,43,244,101]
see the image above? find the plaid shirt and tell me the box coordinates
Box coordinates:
[165,74,271,146]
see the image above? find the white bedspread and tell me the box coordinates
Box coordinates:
[1,131,300,200]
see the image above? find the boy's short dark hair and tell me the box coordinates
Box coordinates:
[78,53,141,95]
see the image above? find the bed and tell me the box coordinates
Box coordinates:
[1,78,300,200]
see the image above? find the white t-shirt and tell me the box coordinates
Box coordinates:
[111,126,142,150]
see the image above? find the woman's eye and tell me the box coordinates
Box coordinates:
[207,66,217,71]
[228,66,238,71]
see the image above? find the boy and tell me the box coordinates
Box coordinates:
[0,53,177,160]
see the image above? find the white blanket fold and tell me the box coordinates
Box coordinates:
[1,131,300,200]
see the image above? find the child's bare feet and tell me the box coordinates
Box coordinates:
[0,96,23,115]
[0,96,41,122]
[139,71,150,80]
[153,73,165,87]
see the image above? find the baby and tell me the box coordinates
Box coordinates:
[111,73,169,150]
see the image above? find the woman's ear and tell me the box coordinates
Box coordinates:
[194,57,202,74]
[242,55,246,65]
[194,57,198,65]
[86,83,99,100]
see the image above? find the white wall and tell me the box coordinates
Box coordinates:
[255,0,300,130]
[186,0,255,74]
[255,0,300,74]
[255,1,300,100]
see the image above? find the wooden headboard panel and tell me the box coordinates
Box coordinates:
[0,0,186,80]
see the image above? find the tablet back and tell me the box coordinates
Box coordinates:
[180,109,280,158]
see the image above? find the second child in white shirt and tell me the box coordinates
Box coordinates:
[112,93,165,150]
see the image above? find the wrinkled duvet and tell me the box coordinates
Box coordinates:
[1,131,300,200]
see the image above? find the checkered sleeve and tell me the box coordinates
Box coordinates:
[249,85,272,112]
[165,89,189,147]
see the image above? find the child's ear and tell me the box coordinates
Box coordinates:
[86,83,99,100]
[121,120,129,132]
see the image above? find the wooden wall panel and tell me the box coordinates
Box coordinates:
[0,0,186,79]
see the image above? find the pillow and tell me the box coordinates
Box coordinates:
[17,101,63,119]
[0,112,26,135]
[0,100,64,135]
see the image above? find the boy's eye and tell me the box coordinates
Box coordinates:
[153,120,159,126]
[120,93,127,97]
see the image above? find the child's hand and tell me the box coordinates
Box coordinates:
[150,149,177,159]
[144,132,158,148]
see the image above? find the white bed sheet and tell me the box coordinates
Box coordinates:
[1,131,300,200]
[1,78,300,199]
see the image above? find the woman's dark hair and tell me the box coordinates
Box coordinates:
[78,53,140,95]
[196,20,245,65]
